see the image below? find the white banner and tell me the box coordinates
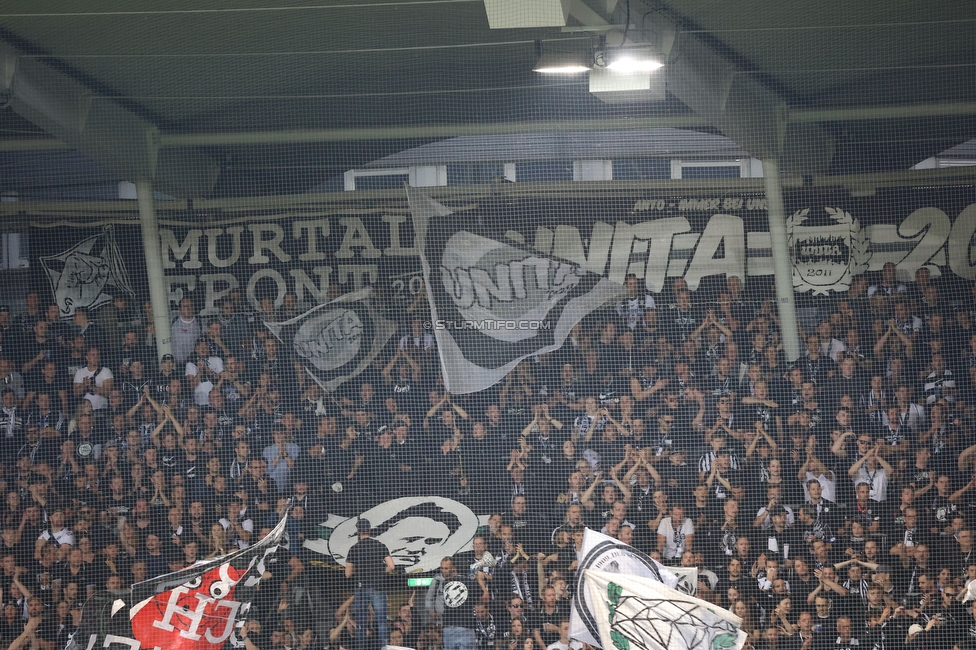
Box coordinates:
[570,529,683,647]
[584,569,746,650]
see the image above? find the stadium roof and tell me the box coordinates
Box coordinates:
[0,0,973,197]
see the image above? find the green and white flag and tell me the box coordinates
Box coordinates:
[583,569,746,650]
[570,528,698,646]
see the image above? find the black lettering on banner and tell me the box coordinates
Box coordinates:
[25,189,976,317]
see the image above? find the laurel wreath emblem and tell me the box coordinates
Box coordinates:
[787,207,871,295]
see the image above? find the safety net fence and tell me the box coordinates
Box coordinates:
[0,3,975,650]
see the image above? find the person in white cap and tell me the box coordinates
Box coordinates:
[904,613,942,646]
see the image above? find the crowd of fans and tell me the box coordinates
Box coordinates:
[2,260,976,650]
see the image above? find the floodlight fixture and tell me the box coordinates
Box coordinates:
[605,48,664,73]
[533,52,592,74]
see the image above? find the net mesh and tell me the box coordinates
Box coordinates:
[0,2,974,650]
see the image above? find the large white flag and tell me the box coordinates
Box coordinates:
[408,188,626,394]
[584,569,747,650]
[571,529,701,646]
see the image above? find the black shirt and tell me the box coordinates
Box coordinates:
[531,604,563,647]
[440,576,476,628]
[948,604,976,650]
[55,562,91,588]
[347,536,391,590]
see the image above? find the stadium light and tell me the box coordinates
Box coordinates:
[605,48,664,73]
[533,52,592,74]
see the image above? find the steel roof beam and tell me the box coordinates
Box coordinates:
[2,102,975,152]
[0,40,219,197]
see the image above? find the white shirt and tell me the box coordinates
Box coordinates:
[219,516,254,549]
[186,356,225,406]
[657,516,694,560]
[853,466,889,502]
[39,527,75,548]
[804,471,837,503]
[73,366,113,410]
[616,295,656,330]
[754,505,796,530]
[826,338,849,363]
[547,641,583,650]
